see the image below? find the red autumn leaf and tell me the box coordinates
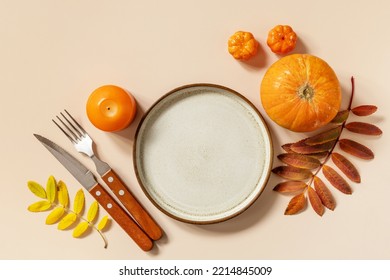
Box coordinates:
[339,139,374,160]
[351,105,377,116]
[305,151,329,159]
[305,126,342,145]
[284,193,306,215]
[272,166,313,180]
[313,176,336,210]
[273,181,307,193]
[277,153,321,169]
[331,152,361,183]
[331,110,350,123]
[345,122,382,136]
[291,140,335,154]
[322,165,352,195]
[308,186,324,216]
[281,143,295,153]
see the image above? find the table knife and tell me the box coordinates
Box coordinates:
[34,134,153,251]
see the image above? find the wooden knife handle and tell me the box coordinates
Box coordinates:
[101,169,163,241]
[90,183,153,251]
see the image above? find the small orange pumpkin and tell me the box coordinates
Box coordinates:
[260,54,341,132]
[267,25,297,54]
[228,31,258,60]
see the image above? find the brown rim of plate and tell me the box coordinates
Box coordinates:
[132,83,274,224]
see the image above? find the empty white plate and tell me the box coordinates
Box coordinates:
[133,84,273,224]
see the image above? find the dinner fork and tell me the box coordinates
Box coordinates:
[53,110,163,241]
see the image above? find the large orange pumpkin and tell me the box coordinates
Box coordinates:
[260,54,341,132]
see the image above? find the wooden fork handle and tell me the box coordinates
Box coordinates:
[101,169,163,241]
[90,183,153,251]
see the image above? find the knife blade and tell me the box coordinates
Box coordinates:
[34,134,153,251]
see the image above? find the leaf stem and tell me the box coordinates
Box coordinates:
[348,76,355,110]
[308,76,355,186]
[97,230,108,249]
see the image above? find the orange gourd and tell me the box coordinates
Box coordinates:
[228,31,258,60]
[267,25,297,54]
[260,54,341,132]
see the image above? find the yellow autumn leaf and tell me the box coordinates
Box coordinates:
[87,201,99,223]
[57,180,69,207]
[73,221,89,238]
[73,189,85,214]
[97,215,109,231]
[46,176,56,203]
[46,207,65,225]
[58,213,77,230]
[27,181,46,199]
[28,200,52,212]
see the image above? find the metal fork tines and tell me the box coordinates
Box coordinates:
[52,110,86,143]
[52,110,110,175]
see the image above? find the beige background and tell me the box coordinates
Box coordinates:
[1,0,389,259]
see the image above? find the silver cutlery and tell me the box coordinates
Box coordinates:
[34,134,153,251]
[52,110,163,241]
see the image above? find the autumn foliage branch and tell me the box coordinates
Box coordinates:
[272,77,382,216]
[27,175,110,247]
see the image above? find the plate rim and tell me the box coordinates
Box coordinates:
[133,83,274,224]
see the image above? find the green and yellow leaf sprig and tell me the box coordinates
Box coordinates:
[27,175,110,248]
[272,77,383,216]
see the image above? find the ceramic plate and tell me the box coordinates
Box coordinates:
[133,84,273,224]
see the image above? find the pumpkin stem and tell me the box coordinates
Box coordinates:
[298,84,314,100]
